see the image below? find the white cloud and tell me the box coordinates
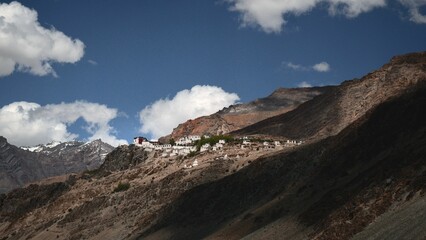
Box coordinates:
[298,81,313,88]
[0,101,127,147]
[285,62,309,71]
[399,0,426,23]
[227,0,386,33]
[313,62,331,72]
[0,1,84,77]
[88,59,98,65]
[139,85,240,139]
[284,61,331,72]
[327,0,387,17]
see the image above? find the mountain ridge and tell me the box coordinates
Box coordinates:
[0,138,114,193]
[160,86,332,142]
[233,51,426,141]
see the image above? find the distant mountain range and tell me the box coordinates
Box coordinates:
[0,138,113,193]
[1,52,425,239]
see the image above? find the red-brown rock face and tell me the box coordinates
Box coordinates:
[160,87,332,142]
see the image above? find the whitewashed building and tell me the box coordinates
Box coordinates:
[200,143,211,152]
[213,143,224,151]
[192,159,199,167]
[188,135,201,141]
[176,135,201,146]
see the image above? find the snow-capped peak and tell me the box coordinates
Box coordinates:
[21,145,43,152]
[21,141,62,152]
[45,141,62,148]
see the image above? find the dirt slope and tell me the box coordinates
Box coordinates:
[141,83,426,240]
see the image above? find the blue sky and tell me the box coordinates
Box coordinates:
[0,0,425,146]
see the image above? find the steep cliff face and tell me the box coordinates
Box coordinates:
[0,138,114,193]
[98,144,149,173]
[160,87,331,142]
[235,52,426,141]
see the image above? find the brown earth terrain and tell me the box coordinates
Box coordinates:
[160,87,331,142]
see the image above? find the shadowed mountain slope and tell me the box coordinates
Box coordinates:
[234,52,426,141]
[139,82,426,240]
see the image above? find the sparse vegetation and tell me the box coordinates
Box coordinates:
[187,151,199,158]
[113,182,130,193]
[83,168,99,176]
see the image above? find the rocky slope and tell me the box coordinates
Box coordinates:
[140,86,426,240]
[0,137,45,193]
[0,52,425,240]
[234,52,426,141]
[160,87,331,142]
[0,139,114,193]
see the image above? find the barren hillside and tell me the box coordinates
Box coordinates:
[234,52,426,141]
[160,87,331,142]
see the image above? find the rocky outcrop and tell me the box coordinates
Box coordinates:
[160,87,331,142]
[98,144,149,173]
[0,137,45,193]
[234,52,426,141]
[0,139,114,193]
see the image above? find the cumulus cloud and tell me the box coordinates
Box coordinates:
[0,1,84,77]
[139,85,240,139]
[227,0,386,33]
[284,61,331,72]
[399,0,426,23]
[0,101,127,147]
[313,62,331,72]
[298,81,313,88]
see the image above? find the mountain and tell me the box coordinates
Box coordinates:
[0,138,114,193]
[234,52,426,141]
[0,137,45,193]
[0,52,425,239]
[1,79,424,240]
[141,82,426,240]
[159,87,332,142]
[20,140,114,175]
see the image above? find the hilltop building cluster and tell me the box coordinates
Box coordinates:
[133,136,196,157]
[133,135,304,159]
